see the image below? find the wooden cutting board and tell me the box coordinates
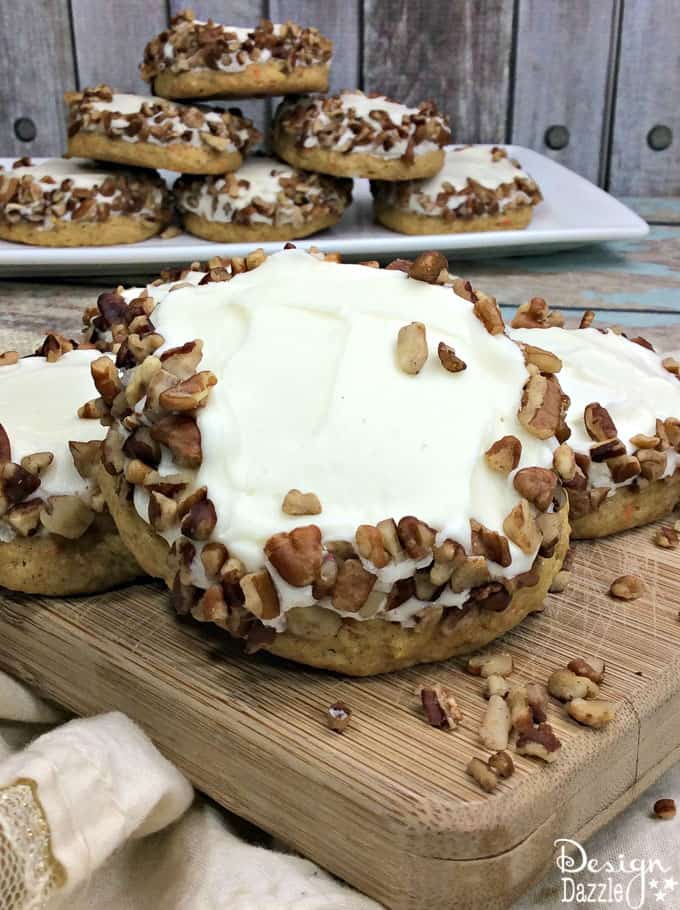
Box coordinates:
[1,519,679,910]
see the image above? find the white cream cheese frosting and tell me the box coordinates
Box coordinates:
[510,326,680,483]
[0,350,108,540]
[9,158,127,191]
[128,250,555,626]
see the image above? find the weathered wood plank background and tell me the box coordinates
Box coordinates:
[0,0,677,193]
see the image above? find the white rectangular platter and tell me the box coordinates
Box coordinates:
[0,145,648,277]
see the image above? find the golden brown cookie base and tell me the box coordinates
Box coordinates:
[570,473,680,539]
[0,512,143,596]
[272,129,445,180]
[67,131,243,175]
[180,209,343,242]
[0,214,170,247]
[99,466,569,676]
[374,201,534,235]
[152,62,330,99]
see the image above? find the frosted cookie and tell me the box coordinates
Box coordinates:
[510,320,680,538]
[94,247,569,676]
[0,341,142,595]
[372,146,542,234]
[174,157,352,242]
[66,85,259,175]
[141,10,332,99]
[0,158,171,247]
[272,91,451,180]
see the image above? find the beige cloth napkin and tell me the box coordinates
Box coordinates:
[0,668,677,910]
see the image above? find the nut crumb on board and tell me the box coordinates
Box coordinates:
[653,798,676,820]
[609,574,645,601]
[326,701,351,733]
[419,685,462,729]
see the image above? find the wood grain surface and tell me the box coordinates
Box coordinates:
[363,0,514,143]
[0,0,76,157]
[512,0,618,184]
[609,0,680,195]
[70,0,167,95]
[1,520,680,910]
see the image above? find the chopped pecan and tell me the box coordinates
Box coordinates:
[467,582,511,612]
[240,569,280,620]
[91,356,121,406]
[96,291,128,326]
[663,357,680,377]
[430,538,465,586]
[355,524,390,568]
[488,751,514,779]
[511,296,564,329]
[609,574,645,600]
[503,499,541,554]
[584,402,617,442]
[473,290,504,335]
[607,454,640,483]
[518,373,562,439]
[408,250,448,284]
[150,415,202,468]
[264,525,322,586]
[20,452,54,476]
[449,556,490,593]
[549,570,571,593]
[220,556,247,585]
[127,332,164,363]
[548,668,599,701]
[181,498,217,540]
[419,685,462,729]
[664,417,680,448]
[590,438,626,462]
[567,657,605,685]
[396,322,428,374]
[437,342,466,373]
[467,651,513,678]
[159,371,217,412]
[282,489,322,515]
[521,343,562,373]
[466,757,498,792]
[507,686,533,733]
[160,340,204,379]
[656,418,671,450]
[638,449,666,481]
[485,436,521,475]
[553,443,576,481]
[397,516,436,559]
[125,356,162,407]
[123,427,161,467]
[148,490,178,532]
[102,427,125,475]
[311,554,339,599]
[0,424,10,463]
[653,798,676,820]
[452,278,476,302]
[125,458,156,485]
[579,309,595,329]
[377,518,404,560]
[332,558,376,612]
[654,525,679,549]
[516,723,562,762]
[40,494,94,539]
[470,519,511,567]
[78,397,107,420]
[191,585,228,623]
[5,499,43,536]
[68,441,102,479]
[479,694,512,751]
[326,701,351,733]
[567,698,615,728]
[484,674,510,699]
[513,467,557,511]
[526,682,549,723]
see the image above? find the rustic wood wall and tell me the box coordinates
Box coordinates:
[2,0,677,195]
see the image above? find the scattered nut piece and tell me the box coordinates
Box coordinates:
[609,574,645,601]
[479,694,512,751]
[516,723,562,762]
[526,682,549,724]
[567,698,615,728]
[549,570,571,593]
[488,751,514,779]
[473,290,504,335]
[653,798,676,820]
[282,489,322,516]
[518,374,563,440]
[584,402,617,442]
[419,685,463,729]
[507,686,533,732]
[20,452,54,476]
[521,343,562,374]
[567,658,605,685]
[396,322,428,375]
[437,342,466,373]
[553,443,576,482]
[630,433,660,450]
[467,651,513,678]
[548,669,600,702]
[326,701,351,733]
[484,674,510,699]
[513,466,557,512]
[408,251,448,284]
[0,351,19,367]
[466,757,498,793]
[485,436,521,475]
[579,310,595,329]
[654,526,679,549]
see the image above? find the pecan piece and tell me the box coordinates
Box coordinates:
[520,343,562,373]
[181,498,217,540]
[579,309,595,329]
[513,466,557,511]
[419,685,462,729]
[638,449,666,481]
[123,427,161,467]
[488,751,514,779]
[584,402,617,442]
[590,438,626,462]
[567,698,615,728]
[68,441,102,479]
[654,798,676,820]
[654,525,679,549]
[240,569,280,620]
[430,538,465,586]
[467,651,513,678]
[516,723,561,763]
[607,454,640,483]
[397,516,435,559]
[553,443,576,481]
[191,585,228,623]
[332,558,376,612]
[548,669,599,701]
[609,574,645,600]
[148,490,178,532]
[264,525,322,586]
[396,322,428,374]
[408,250,448,284]
[20,452,54,476]
[485,435,521,475]
[150,415,202,468]
[567,657,605,685]
[327,701,352,733]
[511,296,564,329]
[518,373,562,439]
[473,290,504,335]
[437,342,466,373]
[503,499,541,554]
[91,356,121,406]
[158,371,217,412]
[160,340,204,379]
[0,462,41,514]
[0,424,10,463]
[102,427,125,476]
[466,757,498,793]
[507,686,533,733]
[282,489,322,515]
[355,524,390,568]
[479,694,512,751]
[470,520,511,567]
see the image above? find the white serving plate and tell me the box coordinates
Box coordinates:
[0,146,648,277]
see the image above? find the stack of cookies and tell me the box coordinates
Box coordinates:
[0,8,543,248]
